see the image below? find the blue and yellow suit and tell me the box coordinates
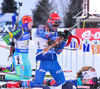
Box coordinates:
[2,23,32,80]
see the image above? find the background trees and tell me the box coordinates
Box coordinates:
[1,0,17,13]
[63,0,83,28]
[32,0,55,28]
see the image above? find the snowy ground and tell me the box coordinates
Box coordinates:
[0,28,100,89]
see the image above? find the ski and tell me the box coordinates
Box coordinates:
[0,71,34,79]
[0,71,53,79]
[0,79,20,82]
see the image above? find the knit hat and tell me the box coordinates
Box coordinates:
[22,15,33,24]
[47,13,62,23]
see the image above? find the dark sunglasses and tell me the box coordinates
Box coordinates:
[52,24,59,27]
[54,20,62,24]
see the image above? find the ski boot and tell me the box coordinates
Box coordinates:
[7,81,22,88]
[43,79,57,86]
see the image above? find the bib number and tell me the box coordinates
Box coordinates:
[14,55,23,65]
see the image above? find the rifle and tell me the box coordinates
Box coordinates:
[7,2,22,61]
[36,16,89,56]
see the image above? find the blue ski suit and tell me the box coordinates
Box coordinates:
[22,25,66,88]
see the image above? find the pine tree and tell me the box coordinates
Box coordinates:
[1,0,18,13]
[63,0,100,28]
[32,0,54,28]
[63,0,83,28]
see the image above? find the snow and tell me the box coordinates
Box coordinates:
[0,28,100,88]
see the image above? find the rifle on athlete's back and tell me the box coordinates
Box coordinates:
[7,2,22,60]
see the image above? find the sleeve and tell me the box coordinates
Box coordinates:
[2,27,22,45]
[37,25,57,39]
[55,41,66,55]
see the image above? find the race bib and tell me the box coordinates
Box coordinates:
[36,37,48,49]
[14,55,23,65]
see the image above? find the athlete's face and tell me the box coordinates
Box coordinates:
[52,23,59,31]
[82,68,97,84]
[28,21,33,29]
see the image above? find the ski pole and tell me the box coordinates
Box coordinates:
[69,15,89,32]
[63,15,90,50]
[0,71,52,79]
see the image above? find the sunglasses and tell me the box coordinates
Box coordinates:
[54,20,62,24]
[88,68,95,71]
[52,24,59,27]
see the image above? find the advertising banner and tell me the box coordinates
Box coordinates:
[76,28,100,41]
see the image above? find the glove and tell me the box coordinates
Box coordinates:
[64,30,72,41]
[58,31,72,41]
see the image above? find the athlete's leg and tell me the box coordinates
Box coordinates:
[21,61,49,88]
[5,52,24,80]
[22,54,32,79]
[49,61,66,85]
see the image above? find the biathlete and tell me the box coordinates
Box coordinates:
[2,15,33,80]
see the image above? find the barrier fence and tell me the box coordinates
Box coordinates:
[0,28,100,79]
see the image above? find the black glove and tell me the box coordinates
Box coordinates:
[58,30,72,41]
[64,30,72,41]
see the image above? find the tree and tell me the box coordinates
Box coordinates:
[32,0,55,28]
[63,0,100,28]
[1,0,18,13]
[63,0,83,28]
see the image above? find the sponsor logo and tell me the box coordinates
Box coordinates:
[20,49,28,52]
[39,69,46,73]
[56,69,63,74]
[76,28,100,41]
[0,25,12,33]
